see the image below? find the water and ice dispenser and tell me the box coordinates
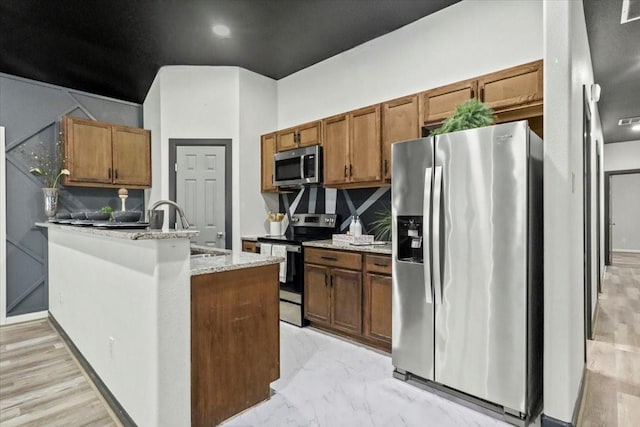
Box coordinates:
[396,216,424,263]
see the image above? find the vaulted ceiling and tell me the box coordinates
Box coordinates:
[1,1,638,144]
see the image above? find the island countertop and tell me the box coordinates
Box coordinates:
[190,244,284,276]
[36,221,199,240]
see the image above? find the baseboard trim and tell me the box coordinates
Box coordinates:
[541,414,574,427]
[48,313,137,427]
[612,249,640,254]
[2,310,48,325]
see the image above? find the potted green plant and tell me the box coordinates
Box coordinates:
[429,99,495,135]
[369,207,392,242]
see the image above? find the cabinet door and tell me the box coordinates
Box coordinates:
[349,105,381,183]
[112,126,151,187]
[276,127,297,152]
[304,264,331,326]
[261,133,277,192]
[478,60,543,111]
[382,95,421,180]
[331,268,362,334]
[323,114,350,186]
[422,80,477,125]
[65,116,112,184]
[364,273,392,345]
[297,121,322,147]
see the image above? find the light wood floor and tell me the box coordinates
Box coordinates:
[578,252,640,426]
[0,319,121,426]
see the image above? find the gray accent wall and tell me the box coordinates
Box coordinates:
[1,73,143,318]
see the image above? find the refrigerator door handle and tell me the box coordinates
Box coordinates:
[423,167,433,304]
[432,165,443,305]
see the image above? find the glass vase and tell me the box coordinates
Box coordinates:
[42,187,58,219]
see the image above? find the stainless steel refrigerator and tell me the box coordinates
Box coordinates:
[391,121,543,424]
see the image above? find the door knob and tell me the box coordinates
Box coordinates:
[217,232,224,238]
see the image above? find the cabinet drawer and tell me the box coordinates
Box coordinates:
[305,248,362,270]
[365,255,391,275]
[242,240,257,253]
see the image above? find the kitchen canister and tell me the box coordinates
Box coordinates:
[270,220,281,236]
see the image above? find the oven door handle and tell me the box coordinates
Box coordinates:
[256,242,301,253]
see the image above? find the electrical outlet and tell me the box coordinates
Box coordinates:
[109,336,115,358]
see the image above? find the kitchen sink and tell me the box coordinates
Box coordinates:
[190,253,224,259]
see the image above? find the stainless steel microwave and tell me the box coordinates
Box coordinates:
[273,145,322,187]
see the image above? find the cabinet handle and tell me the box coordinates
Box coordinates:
[471,88,475,98]
[384,160,388,175]
[479,87,484,100]
[329,274,334,287]
[114,169,118,179]
[344,165,348,178]
[108,168,111,179]
[325,272,328,287]
[349,164,353,177]
[321,256,337,261]
[374,262,388,267]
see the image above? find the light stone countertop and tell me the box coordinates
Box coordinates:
[36,222,199,240]
[303,239,392,255]
[190,247,284,276]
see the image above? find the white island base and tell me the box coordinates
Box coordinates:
[46,226,193,426]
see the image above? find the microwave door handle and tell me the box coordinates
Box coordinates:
[423,167,433,304]
[300,154,306,179]
[432,165,443,305]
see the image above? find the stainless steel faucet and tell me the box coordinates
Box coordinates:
[149,200,191,229]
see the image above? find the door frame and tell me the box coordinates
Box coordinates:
[169,139,232,250]
[582,86,593,342]
[604,168,640,265]
[1,127,7,324]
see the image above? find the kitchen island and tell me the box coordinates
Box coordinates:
[38,223,282,427]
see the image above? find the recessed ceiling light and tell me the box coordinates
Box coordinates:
[212,24,231,38]
[632,124,640,132]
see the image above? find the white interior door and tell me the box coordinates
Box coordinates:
[176,146,225,247]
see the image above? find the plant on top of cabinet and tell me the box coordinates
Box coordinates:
[61,116,151,189]
[429,99,494,135]
[276,120,322,152]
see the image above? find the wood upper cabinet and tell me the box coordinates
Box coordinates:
[478,60,543,112]
[62,116,151,189]
[382,95,421,181]
[364,255,392,347]
[276,120,321,152]
[422,79,477,126]
[350,105,381,184]
[63,117,112,184]
[111,125,151,186]
[323,105,382,188]
[260,133,277,192]
[323,114,350,186]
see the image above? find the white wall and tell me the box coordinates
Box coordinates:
[604,140,640,171]
[611,173,640,251]
[143,66,278,249]
[277,0,543,128]
[238,69,279,236]
[543,0,597,422]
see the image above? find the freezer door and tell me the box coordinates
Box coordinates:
[391,138,435,381]
[433,122,529,412]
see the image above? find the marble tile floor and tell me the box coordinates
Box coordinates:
[577,252,640,426]
[222,324,511,427]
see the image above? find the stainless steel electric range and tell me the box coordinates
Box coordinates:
[257,213,337,326]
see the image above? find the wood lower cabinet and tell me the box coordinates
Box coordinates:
[261,133,277,192]
[191,264,279,427]
[241,240,257,253]
[62,115,151,189]
[382,94,422,181]
[304,247,390,351]
[364,255,392,349]
[304,248,363,335]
